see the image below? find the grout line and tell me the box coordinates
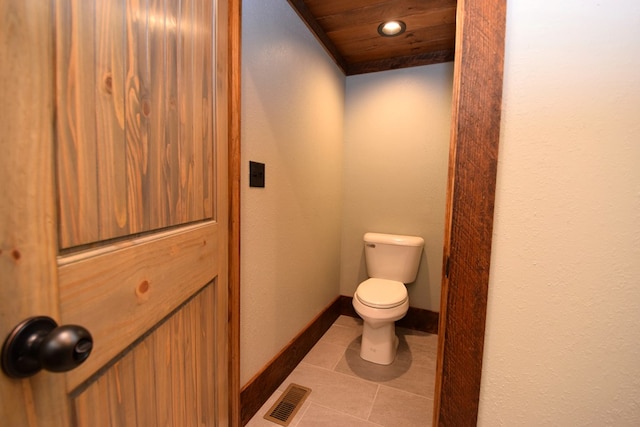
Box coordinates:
[365,384,381,422]
[299,361,379,385]
[378,383,435,401]
[310,401,385,426]
[330,346,348,371]
[289,398,312,427]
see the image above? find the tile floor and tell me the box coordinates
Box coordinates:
[247,315,438,427]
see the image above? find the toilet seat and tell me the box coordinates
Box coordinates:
[355,278,408,309]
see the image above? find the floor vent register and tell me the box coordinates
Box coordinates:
[263,383,312,426]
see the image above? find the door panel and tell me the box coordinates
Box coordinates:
[59,221,219,391]
[0,0,229,425]
[55,0,215,249]
[72,283,217,426]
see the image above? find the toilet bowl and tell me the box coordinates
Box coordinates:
[352,232,424,365]
[353,278,409,365]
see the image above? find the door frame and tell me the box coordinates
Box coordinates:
[432,1,506,425]
[226,0,507,425]
[228,0,242,425]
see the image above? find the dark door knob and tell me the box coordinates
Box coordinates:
[1,316,93,378]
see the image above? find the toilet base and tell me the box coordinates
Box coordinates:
[352,293,409,365]
[359,321,399,365]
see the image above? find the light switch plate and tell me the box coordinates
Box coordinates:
[249,161,265,187]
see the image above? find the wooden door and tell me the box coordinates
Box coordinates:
[1,0,230,425]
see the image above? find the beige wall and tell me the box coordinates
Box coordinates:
[240,0,345,385]
[340,65,452,311]
[479,0,640,424]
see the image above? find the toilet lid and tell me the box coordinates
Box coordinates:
[356,278,408,309]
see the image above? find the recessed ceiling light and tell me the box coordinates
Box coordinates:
[377,20,407,37]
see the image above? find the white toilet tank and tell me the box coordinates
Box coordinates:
[364,232,424,283]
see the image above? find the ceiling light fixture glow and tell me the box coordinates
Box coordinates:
[377,20,406,37]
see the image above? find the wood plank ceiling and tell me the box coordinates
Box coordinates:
[286,0,457,75]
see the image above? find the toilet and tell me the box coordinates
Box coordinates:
[352,232,424,365]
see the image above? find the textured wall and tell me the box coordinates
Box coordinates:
[241,0,345,386]
[479,0,640,424]
[340,65,453,311]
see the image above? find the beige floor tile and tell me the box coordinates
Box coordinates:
[296,403,383,427]
[319,323,362,348]
[396,331,438,369]
[278,363,379,420]
[397,328,438,351]
[368,386,433,427]
[334,347,436,398]
[302,340,346,370]
[333,315,363,329]
[396,326,436,339]
[246,391,283,427]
